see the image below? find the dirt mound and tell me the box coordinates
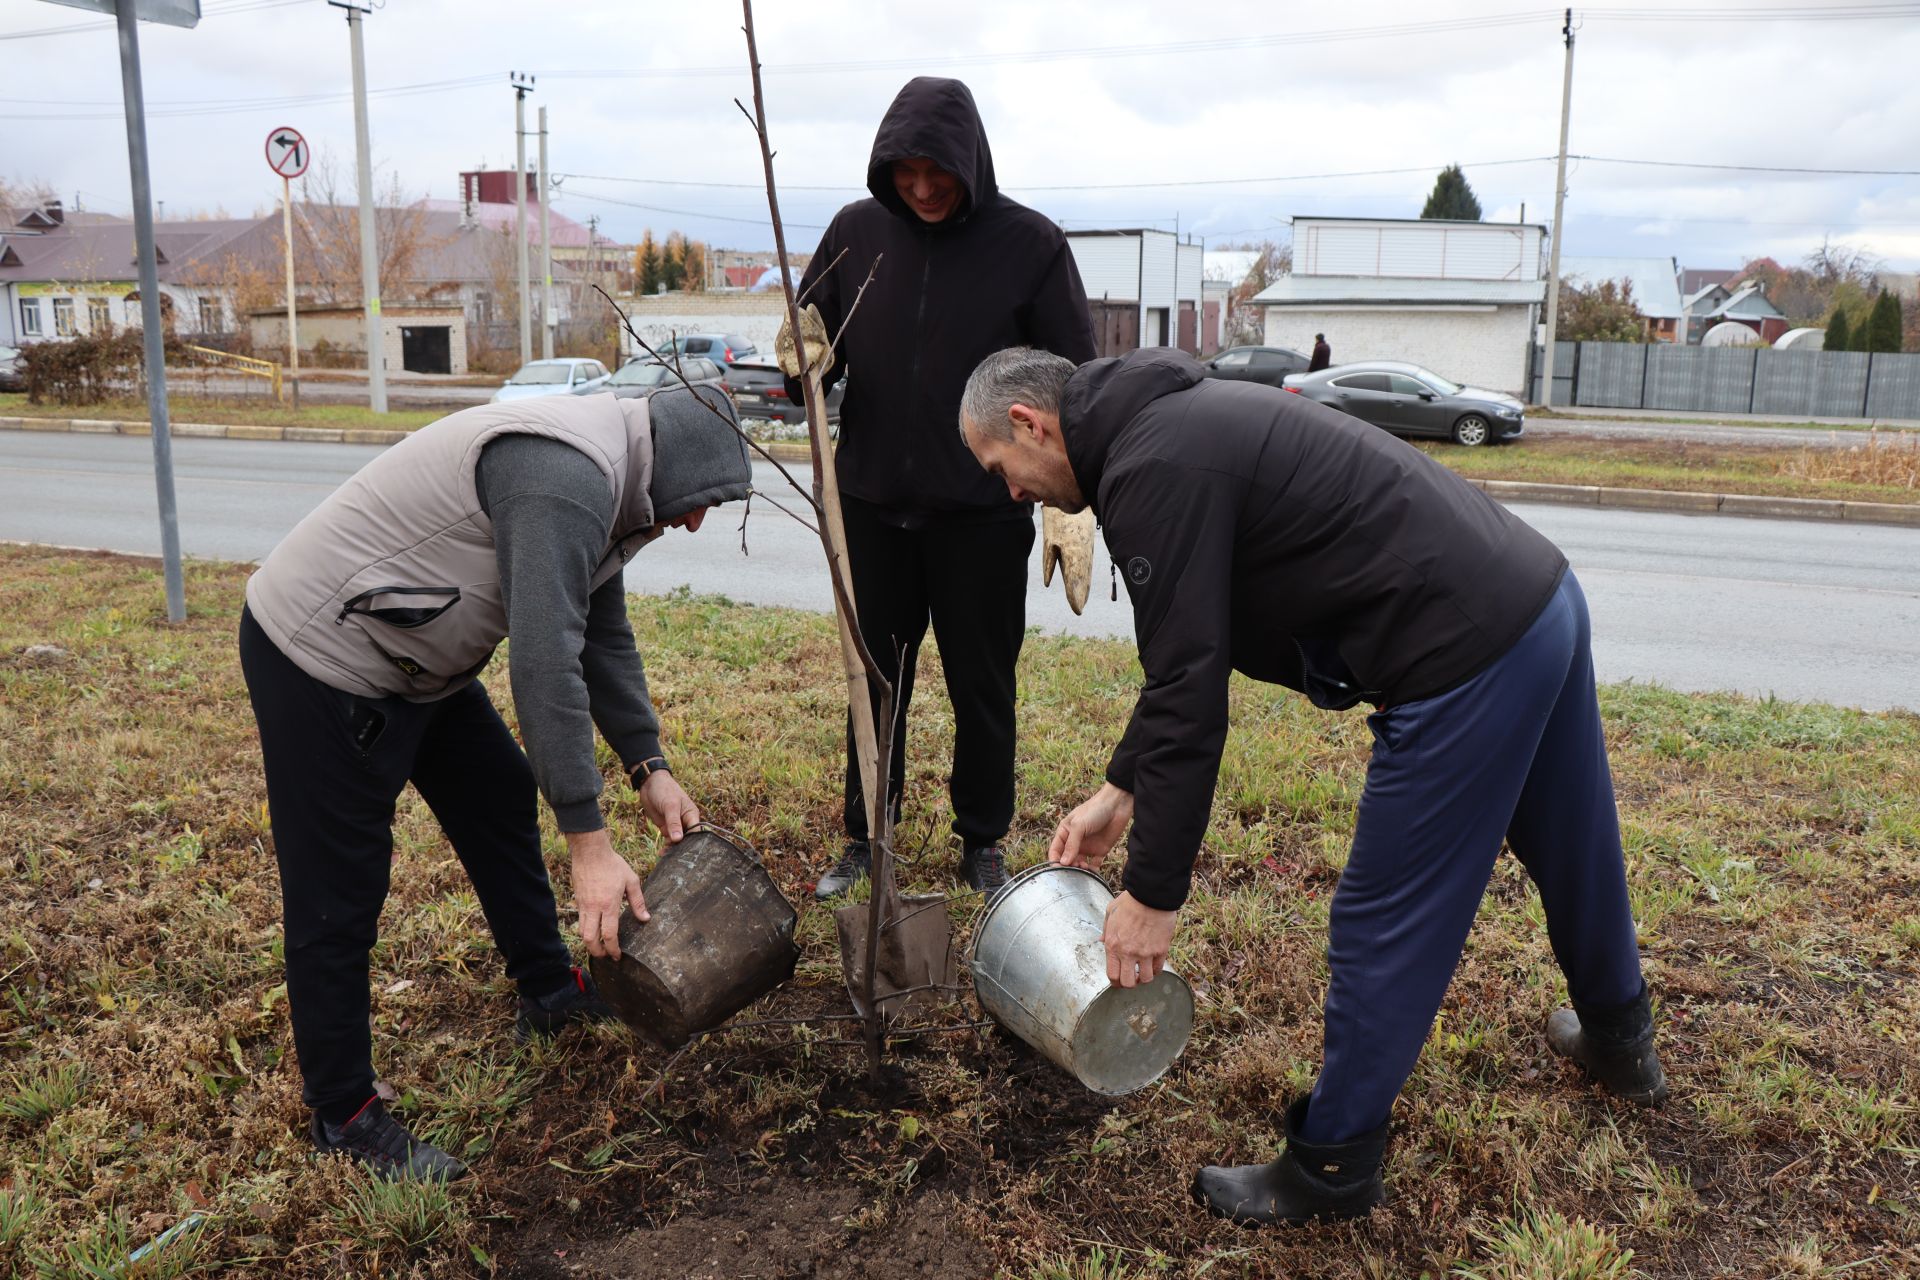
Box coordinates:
[511,1180,984,1280]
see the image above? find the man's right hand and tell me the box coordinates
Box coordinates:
[566,828,648,959]
[1048,782,1135,870]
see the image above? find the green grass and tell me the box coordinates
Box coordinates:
[1,548,1915,1277]
[0,392,446,432]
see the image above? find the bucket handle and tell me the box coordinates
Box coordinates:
[686,820,764,865]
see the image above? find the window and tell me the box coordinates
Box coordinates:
[88,298,111,334]
[1331,373,1390,393]
[198,298,221,333]
[1387,374,1431,396]
[1213,350,1252,367]
[19,298,40,336]
[52,297,76,336]
[683,338,711,354]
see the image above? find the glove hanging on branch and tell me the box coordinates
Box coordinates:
[1041,506,1096,615]
[776,303,836,379]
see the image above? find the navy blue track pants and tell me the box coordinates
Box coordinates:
[1302,570,1645,1143]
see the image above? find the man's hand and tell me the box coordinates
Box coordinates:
[1104,891,1177,989]
[1048,782,1135,870]
[638,770,700,843]
[566,828,647,960]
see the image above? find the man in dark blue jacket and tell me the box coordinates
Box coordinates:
[957,346,1667,1228]
[791,78,1097,900]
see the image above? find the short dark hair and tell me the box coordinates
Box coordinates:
[1315,333,1325,342]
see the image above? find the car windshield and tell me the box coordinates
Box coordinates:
[505,364,573,385]
[1415,368,1463,394]
[609,362,671,387]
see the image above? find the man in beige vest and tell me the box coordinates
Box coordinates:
[240,385,751,1180]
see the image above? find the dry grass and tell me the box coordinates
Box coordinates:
[2,547,1916,1278]
[1779,431,1920,491]
[0,392,449,432]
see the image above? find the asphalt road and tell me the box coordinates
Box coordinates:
[4,431,1916,712]
[1524,417,1899,449]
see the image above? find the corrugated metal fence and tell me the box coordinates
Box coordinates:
[1530,342,1920,419]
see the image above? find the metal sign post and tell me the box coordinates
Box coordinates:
[39,0,203,623]
[266,127,309,409]
[329,0,385,412]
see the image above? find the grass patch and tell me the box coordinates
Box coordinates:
[0,392,446,432]
[1424,432,1920,504]
[1,546,1916,1276]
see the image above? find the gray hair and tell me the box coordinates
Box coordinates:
[959,347,1077,442]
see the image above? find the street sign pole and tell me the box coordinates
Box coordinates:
[113,0,186,623]
[282,174,299,407]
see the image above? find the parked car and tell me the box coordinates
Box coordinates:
[1282,361,1524,446]
[603,356,726,401]
[0,345,23,393]
[1202,345,1311,387]
[724,360,844,426]
[489,357,611,403]
[652,333,760,368]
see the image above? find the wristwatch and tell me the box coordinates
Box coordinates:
[627,755,671,786]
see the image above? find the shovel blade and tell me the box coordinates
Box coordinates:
[835,890,957,1020]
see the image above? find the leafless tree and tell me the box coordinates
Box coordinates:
[291,151,446,307]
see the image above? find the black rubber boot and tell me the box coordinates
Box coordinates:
[516,966,615,1041]
[813,841,871,901]
[1546,984,1669,1105]
[1191,1098,1388,1228]
[959,844,1010,899]
[312,1098,469,1182]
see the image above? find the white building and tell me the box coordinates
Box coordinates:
[1064,229,1208,356]
[1560,255,1684,343]
[1252,216,1547,395]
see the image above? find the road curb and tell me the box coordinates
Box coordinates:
[6,415,1917,530]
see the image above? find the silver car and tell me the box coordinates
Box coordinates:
[489,357,611,404]
[1283,361,1524,447]
[603,356,725,401]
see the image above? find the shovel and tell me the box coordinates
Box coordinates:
[834,861,959,1021]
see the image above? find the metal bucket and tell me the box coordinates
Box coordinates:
[969,863,1194,1096]
[588,826,801,1049]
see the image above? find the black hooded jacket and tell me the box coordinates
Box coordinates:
[1062,349,1569,911]
[789,77,1097,525]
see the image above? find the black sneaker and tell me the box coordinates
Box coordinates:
[814,841,872,900]
[960,845,1010,898]
[311,1097,469,1182]
[516,966,616,1041]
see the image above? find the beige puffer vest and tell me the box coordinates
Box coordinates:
[245,395,657,701]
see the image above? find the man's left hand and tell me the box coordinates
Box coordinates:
[1103,891,1177,989]
[639,770,700,843]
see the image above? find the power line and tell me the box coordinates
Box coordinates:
[1574,154,1920,177]
[557,187,829,232]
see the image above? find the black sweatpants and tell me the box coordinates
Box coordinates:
[238,607,573,1116]
[840,497,1035,848]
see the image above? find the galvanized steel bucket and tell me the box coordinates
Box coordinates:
[588,826,800,1049]
[969,863,1194,1096]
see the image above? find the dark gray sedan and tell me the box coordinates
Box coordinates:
[603,356,726,400]
[1202,345,1311,388]
[1282,361,1524,446]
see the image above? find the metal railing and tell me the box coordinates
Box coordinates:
[183,344,282,400]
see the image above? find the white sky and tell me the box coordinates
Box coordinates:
[4,0,1919,270]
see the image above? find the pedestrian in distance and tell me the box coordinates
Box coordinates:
[956,345,1667,1227]
[240,386,751,1180]
[789,76,1098,903]
[1308,332,1332,372]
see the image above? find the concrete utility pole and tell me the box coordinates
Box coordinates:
[539,105,553,360]
[1539,7,1575,407]
[332,0,385,413]
[110,0,188,623]
[511,72,535,367]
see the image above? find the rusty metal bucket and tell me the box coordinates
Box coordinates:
[588,826,801,1049]
[969,862,1194,1096]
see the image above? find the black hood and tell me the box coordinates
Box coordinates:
[866,77,998,225]
[1061,348,1206,512]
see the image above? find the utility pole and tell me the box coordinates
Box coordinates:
[110,0,189,624]
[539,105,553,360]
[1539,7,1575,407]
[511,72,535,367]
[331,0,385,413]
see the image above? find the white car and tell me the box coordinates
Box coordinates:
[0,345,23,393]
[489,358,611,403]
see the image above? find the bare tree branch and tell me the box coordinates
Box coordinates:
[797,247,848,309]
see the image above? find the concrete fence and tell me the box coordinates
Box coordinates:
[1529,342,1920,419]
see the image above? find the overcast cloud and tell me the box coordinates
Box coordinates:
[3,0,1918,271]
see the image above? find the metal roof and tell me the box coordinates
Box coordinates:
[1252,274,1544,306]
[1293,214,1548,232]
[1560,255,1683,319]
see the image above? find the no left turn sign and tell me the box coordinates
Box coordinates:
[265,127,309,180]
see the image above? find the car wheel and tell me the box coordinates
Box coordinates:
[1452,414,1491,447]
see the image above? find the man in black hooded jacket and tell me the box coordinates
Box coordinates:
[790,77,1097,900]
[957,346,1667,1228]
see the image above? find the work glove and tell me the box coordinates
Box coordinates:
[775,303,835,379]
[1041,506,1096,615]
